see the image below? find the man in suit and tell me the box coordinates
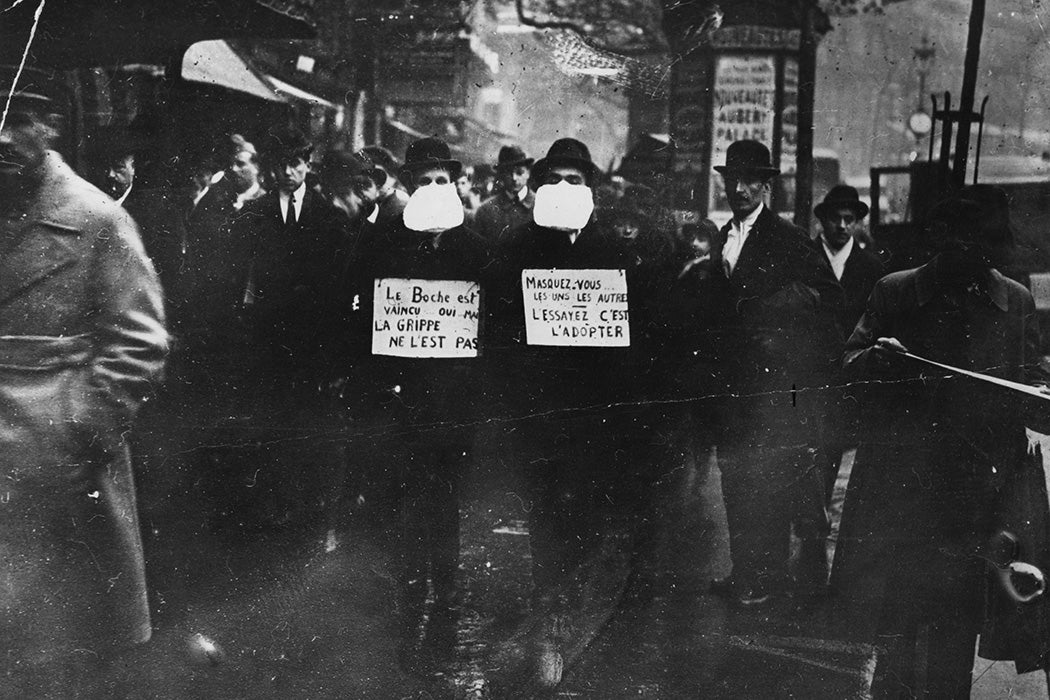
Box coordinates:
[180,134,265,342]
[814,185,884,333]
[91,127,186,313]
[473,145,534,243]
[228,126,351,530]
[812,185,885,501]
[708,140,845,607]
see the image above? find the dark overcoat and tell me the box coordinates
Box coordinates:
[711,206,845,447]
[832,260,1050,647]
[489,220,641,414]
[0,153,168,664]
[345,219,490,429]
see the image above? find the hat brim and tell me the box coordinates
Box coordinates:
[814,199,869,220]
[495,157,534,171]
[399,158,462,182]
[714,165,780,177]
[531,155,598,183]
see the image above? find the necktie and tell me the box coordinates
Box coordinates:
[286,195,297,227]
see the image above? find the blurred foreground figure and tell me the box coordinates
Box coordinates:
[0,67,168,694]
[832,191,1050,697]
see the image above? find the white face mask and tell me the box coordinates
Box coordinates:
[533,181,595,231]
[402,183,465,232]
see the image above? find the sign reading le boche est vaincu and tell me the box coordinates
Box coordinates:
[372,278,480,358]
[522,269,630,347]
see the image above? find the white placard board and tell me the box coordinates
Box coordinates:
[521,269,630,347]
[372,278,480,358]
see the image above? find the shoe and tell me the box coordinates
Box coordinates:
[734,587,775,608]
[710,576,735,597]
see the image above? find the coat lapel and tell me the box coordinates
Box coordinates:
[730,206,772,281]
[0,155,83,308]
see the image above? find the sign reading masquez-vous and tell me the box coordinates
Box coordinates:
[372,278,480,358]
[522,269,630,347]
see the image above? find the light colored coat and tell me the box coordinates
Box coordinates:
[0,152,168,667]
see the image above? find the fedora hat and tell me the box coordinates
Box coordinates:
[531,138,599,184]
[814,184,869,220]
[494,145,533,171]
[399,136,462,180]
[959,184,1016,247]
[262,125,313,163]
[713,140,779,177]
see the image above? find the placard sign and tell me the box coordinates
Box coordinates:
[372,278,480,358]
[522,269,630,347]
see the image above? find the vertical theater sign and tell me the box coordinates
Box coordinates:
[668,7,816,228]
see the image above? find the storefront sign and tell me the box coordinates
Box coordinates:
[521,269,630,347]
[372,278,480,358]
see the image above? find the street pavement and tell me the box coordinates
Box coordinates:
[79,430,1050,698]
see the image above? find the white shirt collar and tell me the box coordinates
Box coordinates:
[115,182,133,207]
[731,202,763,234]
[822,234,854,281]
[367,204,379,224]
[722,203,763,276]
[233,181,261,210]
[279,183,307,221]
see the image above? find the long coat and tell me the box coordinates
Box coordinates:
[831,259,1050,645]
[0,153,168,666]
[711,206,845,448]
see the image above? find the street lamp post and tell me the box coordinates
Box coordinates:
[907,34,935,155]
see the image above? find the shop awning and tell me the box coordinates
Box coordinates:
[266,75,337,109]
[0,0,315,69]
[182,41,284,102]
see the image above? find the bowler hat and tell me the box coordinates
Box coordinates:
[494,145,533,171]
[323,149,373,188]
[814,184,869,220]
[399,137,462,180]
[713,140,779,177]
[959,184,1016,247]
[531,138,599,184]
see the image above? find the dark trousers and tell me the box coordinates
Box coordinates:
[520,412,616,596]
[720,443,826,589]
[873,573,982,699]
[396,433,468,627]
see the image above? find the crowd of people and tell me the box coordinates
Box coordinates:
[5,63,1050,697]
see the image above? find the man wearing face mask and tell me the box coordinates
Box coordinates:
[491,138,651,638]
[473,145,534,243]
[346,136,489,669]
[831,193,1050,697]
[707,140,844,608]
